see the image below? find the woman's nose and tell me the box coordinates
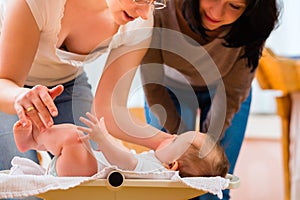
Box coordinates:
[210,2,224,19]
[136,6,151,20]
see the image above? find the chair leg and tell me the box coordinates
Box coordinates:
[276,95,291,200]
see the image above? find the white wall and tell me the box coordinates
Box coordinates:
[251,0,300,114]
[266,0,300,57]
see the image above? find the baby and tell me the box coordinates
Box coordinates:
[13,112,229,177]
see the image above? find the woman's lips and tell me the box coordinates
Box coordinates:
[124,11,135,21]
[205,13,220,23]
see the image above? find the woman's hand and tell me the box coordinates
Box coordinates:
[14,84,64,132]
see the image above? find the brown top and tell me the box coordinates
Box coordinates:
[141,0,254,136]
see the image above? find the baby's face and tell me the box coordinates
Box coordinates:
[155,131,206,164]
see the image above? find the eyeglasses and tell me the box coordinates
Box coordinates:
[133,0,167,9]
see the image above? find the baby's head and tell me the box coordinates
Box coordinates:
[155,131,229,178]
[177,135,229,177]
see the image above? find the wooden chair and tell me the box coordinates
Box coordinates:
[256,48,300,200]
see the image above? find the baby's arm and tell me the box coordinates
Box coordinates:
[78,112,138,170]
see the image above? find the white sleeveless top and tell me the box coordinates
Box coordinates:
[0,0,153,86]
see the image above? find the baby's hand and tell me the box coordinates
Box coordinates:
[77,112,109,143]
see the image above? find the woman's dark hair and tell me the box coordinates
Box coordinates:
[182,0,280,71]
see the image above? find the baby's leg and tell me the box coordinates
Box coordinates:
[13,121,38,152]
[55,139,98,177]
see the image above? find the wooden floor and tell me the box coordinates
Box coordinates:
[231,138,285,200]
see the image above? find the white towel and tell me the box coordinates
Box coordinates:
[172,175,229,198]
[9,156,46,175]
[0,156,229,199]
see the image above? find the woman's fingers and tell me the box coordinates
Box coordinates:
[38,87,57,117]
[31,97,53,127]
[32,85,60,118]
[27,85,54,129]
[49,85,64,99]
[24,105,46,131]
[48,85,64,116]
[15,101,45,130]
[15,103,29,126]
[14,85,62,131]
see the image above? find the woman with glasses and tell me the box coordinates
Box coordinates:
[0,0,172,181]
[141,0,279,199]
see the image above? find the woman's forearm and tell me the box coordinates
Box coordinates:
[93,43,173,149]
[0,79,27,114]
[95,102,172,149]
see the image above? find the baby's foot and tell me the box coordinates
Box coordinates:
[13,120,35,152]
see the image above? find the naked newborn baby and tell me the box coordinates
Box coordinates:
[13,112,229,177]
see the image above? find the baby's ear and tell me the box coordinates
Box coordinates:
[163,161,178,171]
[170,161,178,171]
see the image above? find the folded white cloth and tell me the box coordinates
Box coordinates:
[173,175,229,198]
[0,156,229,199]
[9,156,46,175]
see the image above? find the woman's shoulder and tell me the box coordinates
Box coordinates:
[25,0,66,30]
